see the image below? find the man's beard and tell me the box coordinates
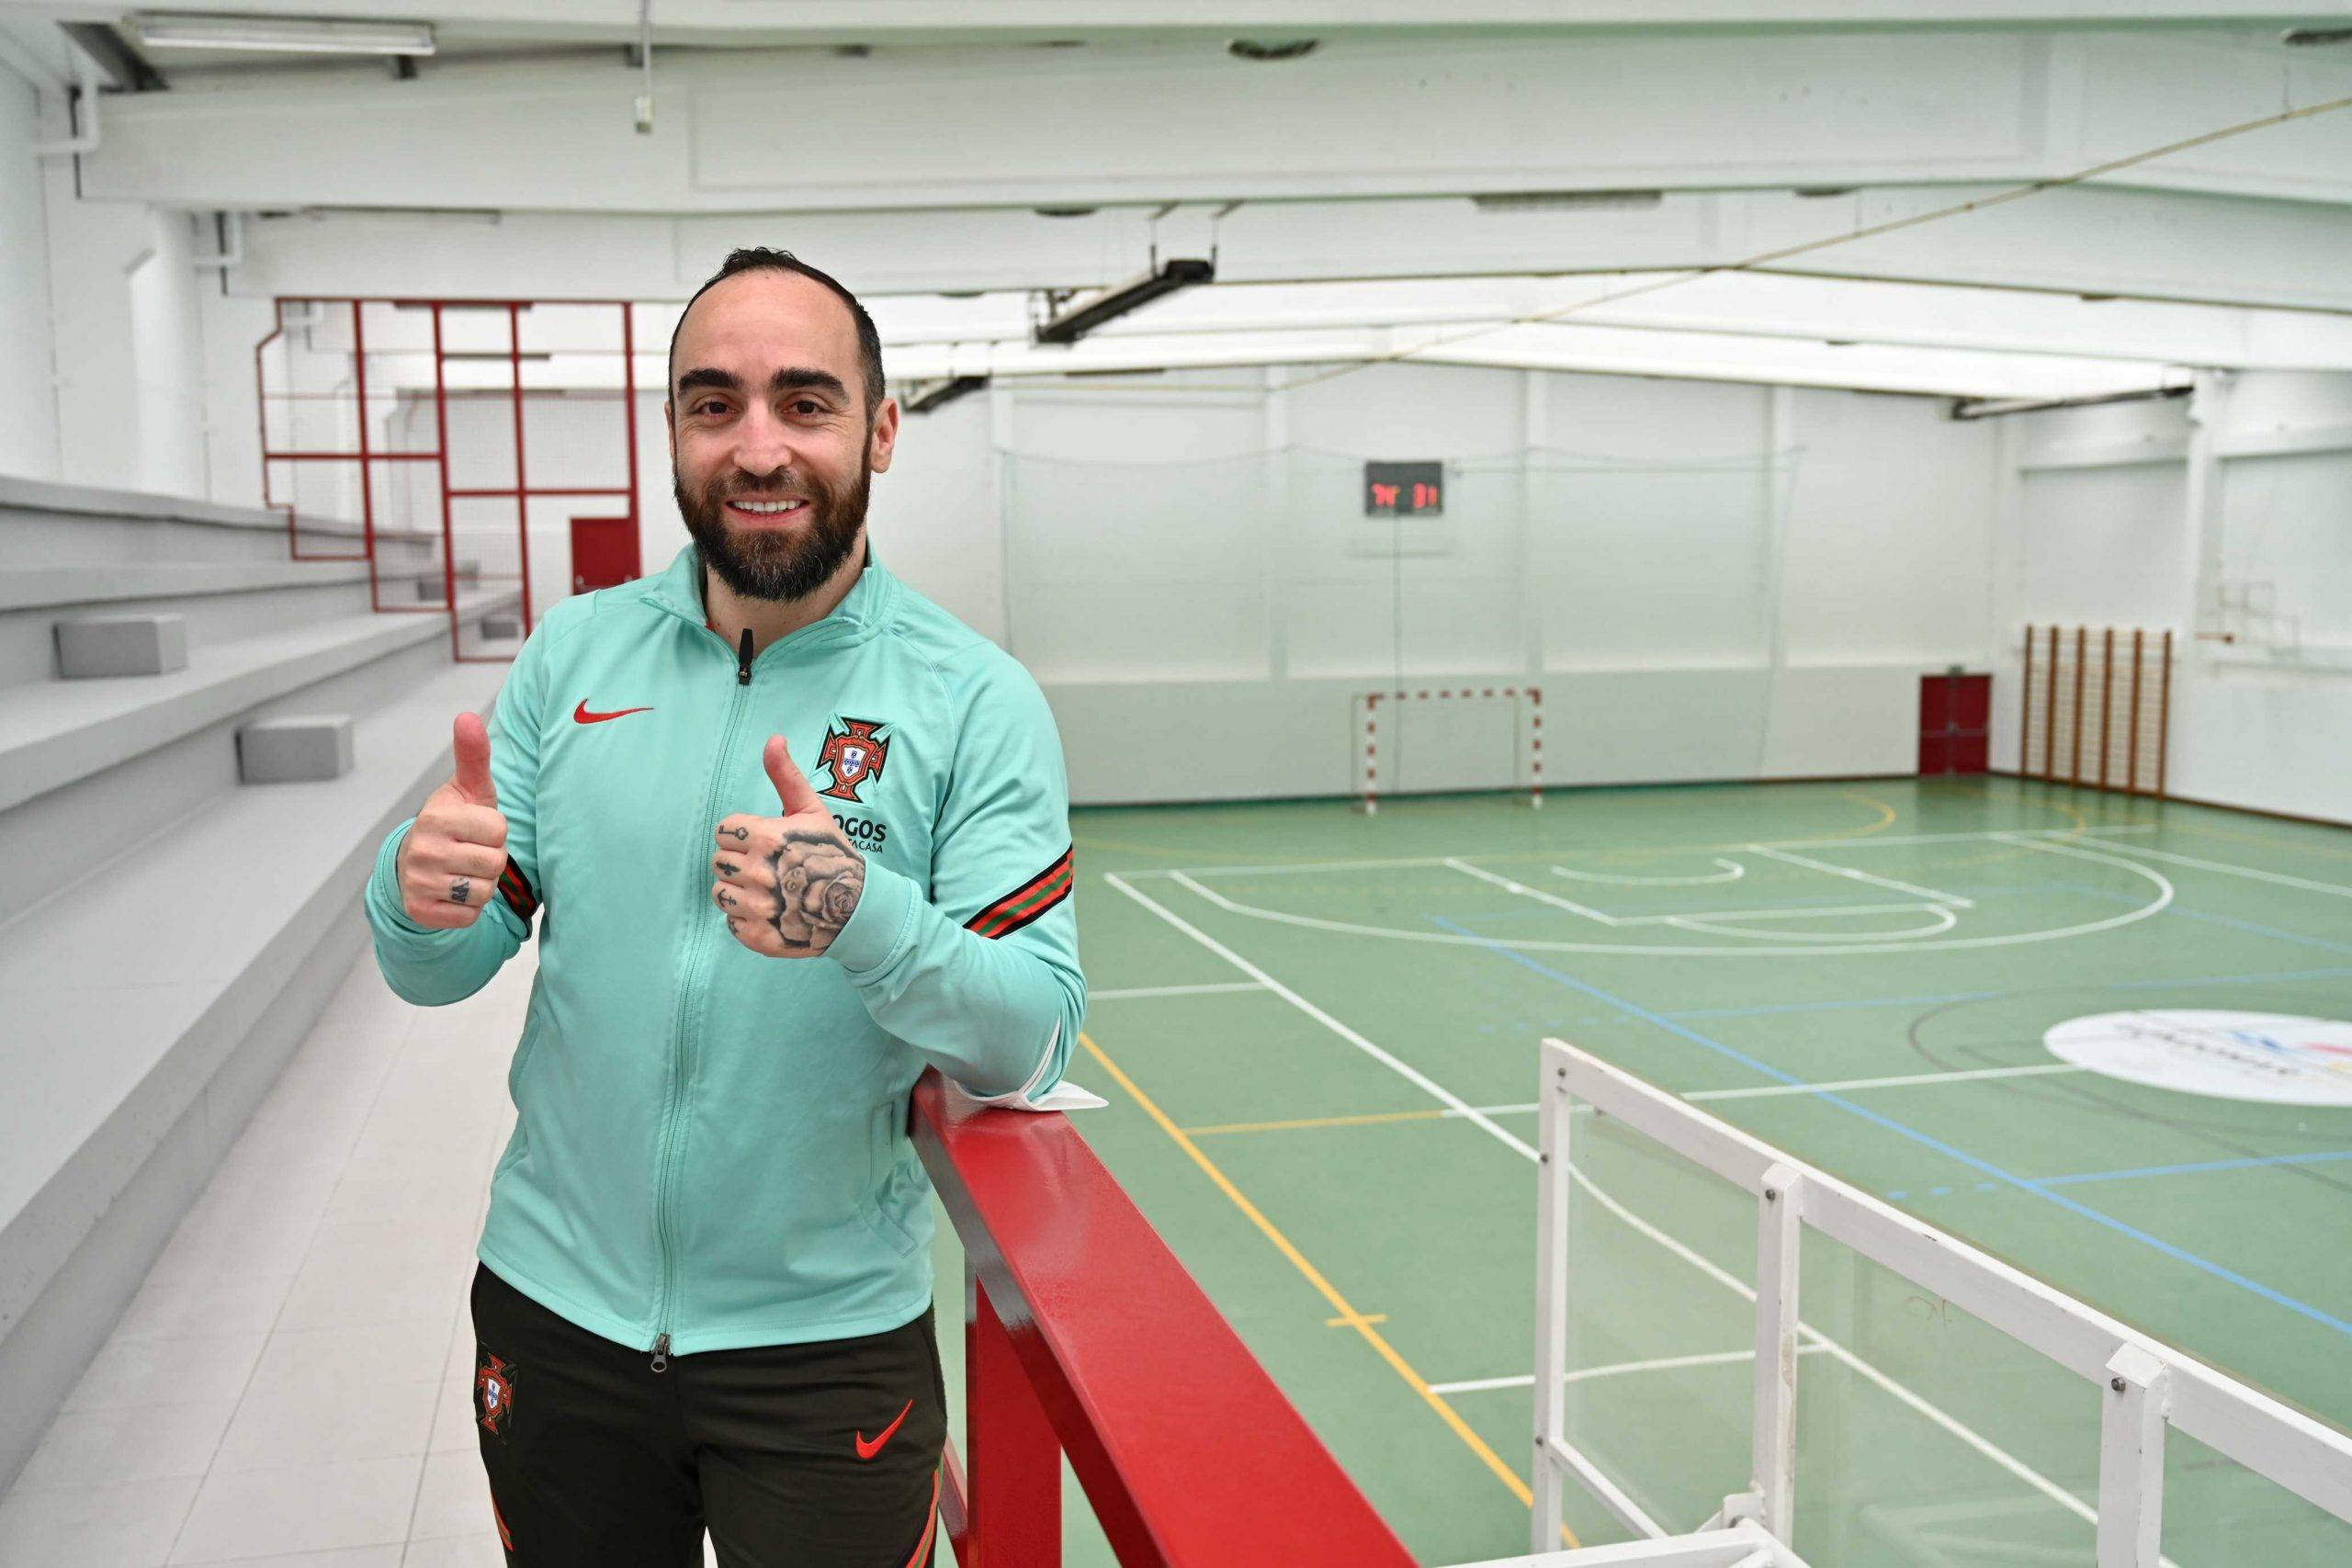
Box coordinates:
[675,453,871,604]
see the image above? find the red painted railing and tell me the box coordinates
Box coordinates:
[911,1071,1419,1567]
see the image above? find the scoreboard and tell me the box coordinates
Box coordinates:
[1363,460,1443,516]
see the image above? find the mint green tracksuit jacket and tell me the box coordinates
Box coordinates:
[363,541,1083,1357]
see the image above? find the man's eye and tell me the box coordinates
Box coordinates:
[790,400,821,416]
[694,400,728,416]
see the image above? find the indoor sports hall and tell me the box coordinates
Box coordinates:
[2,6,2349,1566]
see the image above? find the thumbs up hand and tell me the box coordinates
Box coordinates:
[398,712,512,929]
[712,734,866,960]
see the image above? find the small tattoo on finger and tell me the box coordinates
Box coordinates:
[717,860,739,876]
[450,877,471,906]
[721,825,750,842]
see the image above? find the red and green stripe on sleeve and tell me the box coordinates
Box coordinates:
[964,845,1073,939]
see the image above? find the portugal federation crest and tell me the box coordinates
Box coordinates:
[817,717,890,804]
[475,1348,515,1439]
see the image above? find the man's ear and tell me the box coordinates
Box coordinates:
[663,400,676,468]
[867,397,900,476]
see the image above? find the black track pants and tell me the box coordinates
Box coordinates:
[469,1261,944,1567]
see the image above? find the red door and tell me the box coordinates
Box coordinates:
[571,515,639,595]
[1919,673,1990,774]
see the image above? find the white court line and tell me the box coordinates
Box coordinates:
[1103,870,2109,1535]
[1552,858,1746,886]
[1161,843,2174,956]
[1451,856,1943,930]
[1744,843,1975,909]
[1128,826,2141,883]
[1090,981,1269,1000]
[1379,1064,2089,1124]
[1429,1342,1836,1397]
[2073,837,2352,900]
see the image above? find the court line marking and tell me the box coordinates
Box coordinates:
[2075,835,2352,900]
[1657,963,2352,1021]
[1551,858,1747,886]
[1156,834,2174,957]
[1429,913,2352,1341]
[1900,1146,2352,1194]
[1123,825,2153,882]
[1430,1343,1837,1398]
[1744,843,1976,908]
[1180,1066,2091,1138]
[1075,1029,1562,1534]
[1451,856,1953,937]
[1091,981,1269,1000]
[1104,871,2105,1534]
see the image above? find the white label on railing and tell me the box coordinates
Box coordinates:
[2044,1010,2352,1106]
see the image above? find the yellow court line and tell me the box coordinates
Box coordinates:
[1186,1107,1457,1138]
[1078,1031,1570,1541]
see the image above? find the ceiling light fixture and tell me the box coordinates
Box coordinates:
[1473,189,1664,213]
[1228,39,1317,62]
[905,376,989,414]
[130,12,435,56]
[1035,258,1215,346]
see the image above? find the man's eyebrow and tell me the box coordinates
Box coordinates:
[771,367,849,400]
[674,367,742,398]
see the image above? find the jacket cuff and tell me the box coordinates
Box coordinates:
[831,857,918,976]
[368,819,432,937]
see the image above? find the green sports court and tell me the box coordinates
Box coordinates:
[934,774,2352,1564]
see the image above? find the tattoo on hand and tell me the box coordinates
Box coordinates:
[720,825,750,842]
[716,860,738,876]
[763,829,865,951]
[717,887,737,908]
[450,877,471,906]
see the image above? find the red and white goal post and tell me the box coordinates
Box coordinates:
[1355,684,1544,814]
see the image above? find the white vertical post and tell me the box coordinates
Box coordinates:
[2098,1343,2170,1568]
[1750,1164,1803,1541]
[1531,1053,1573,1553]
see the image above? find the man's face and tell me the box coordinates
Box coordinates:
[665,269,899,603]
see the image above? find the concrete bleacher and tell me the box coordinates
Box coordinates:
[0,474,520,1490]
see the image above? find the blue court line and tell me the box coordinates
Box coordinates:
[1890,1148,2352,1199]
[1668,965,2352,1021]
[1430,912,2352,1339]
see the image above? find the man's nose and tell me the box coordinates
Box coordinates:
[731,405,797,474]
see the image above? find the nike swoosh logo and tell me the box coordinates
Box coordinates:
[573,701,653,725]
[854,1398,914,1461]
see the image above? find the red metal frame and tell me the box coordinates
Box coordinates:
[911,1071,1415,1567]
[256,295,642,661]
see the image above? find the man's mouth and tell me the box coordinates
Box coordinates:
[725,496,810,521]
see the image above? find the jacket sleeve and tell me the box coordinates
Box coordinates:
[361,615,550,1006]
[826,653,1084,1099]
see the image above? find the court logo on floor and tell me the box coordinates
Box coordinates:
[476,1347,517,1439]
[2045,1010,2352,1105]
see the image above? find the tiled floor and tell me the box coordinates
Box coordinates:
[0,943,729,1566]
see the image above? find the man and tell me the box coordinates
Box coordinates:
[364,248,1084,1566]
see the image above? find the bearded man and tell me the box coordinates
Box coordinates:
[366,248,1083,1566]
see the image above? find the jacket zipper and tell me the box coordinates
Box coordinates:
[649,626,758,1373]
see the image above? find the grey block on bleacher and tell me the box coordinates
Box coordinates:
[55,614,189,679]
[237,715,355,784]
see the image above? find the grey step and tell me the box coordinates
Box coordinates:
[0,473,442,570]
[0,584,523,818]
[0,563,488,692]
[0,586,523,930]
[0,658,507,1489]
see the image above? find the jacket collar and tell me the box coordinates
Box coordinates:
[636,535,896,651]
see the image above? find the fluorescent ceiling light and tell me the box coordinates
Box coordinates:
[1035,258,1215,346]
[131,13,436,56]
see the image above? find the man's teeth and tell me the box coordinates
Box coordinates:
[733,499,805,514]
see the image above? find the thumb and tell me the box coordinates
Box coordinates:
[764,733,825,817]
[451,711,497,807]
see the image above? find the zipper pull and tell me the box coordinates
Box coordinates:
[736,627,753,686]
[650,1333,670,1373]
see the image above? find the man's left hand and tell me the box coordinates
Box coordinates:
[713,734,867,959]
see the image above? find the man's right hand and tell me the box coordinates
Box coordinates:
[398,712,511,930]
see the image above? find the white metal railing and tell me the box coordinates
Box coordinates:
[1527,1036,2352,1567]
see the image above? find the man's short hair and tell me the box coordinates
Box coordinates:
[668,248,887,415]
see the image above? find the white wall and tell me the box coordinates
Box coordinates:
[967,363,1996,803]
[0,65,60,480]
[1991,373,2352,824]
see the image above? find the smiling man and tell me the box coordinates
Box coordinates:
[363,248,1085,1566]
